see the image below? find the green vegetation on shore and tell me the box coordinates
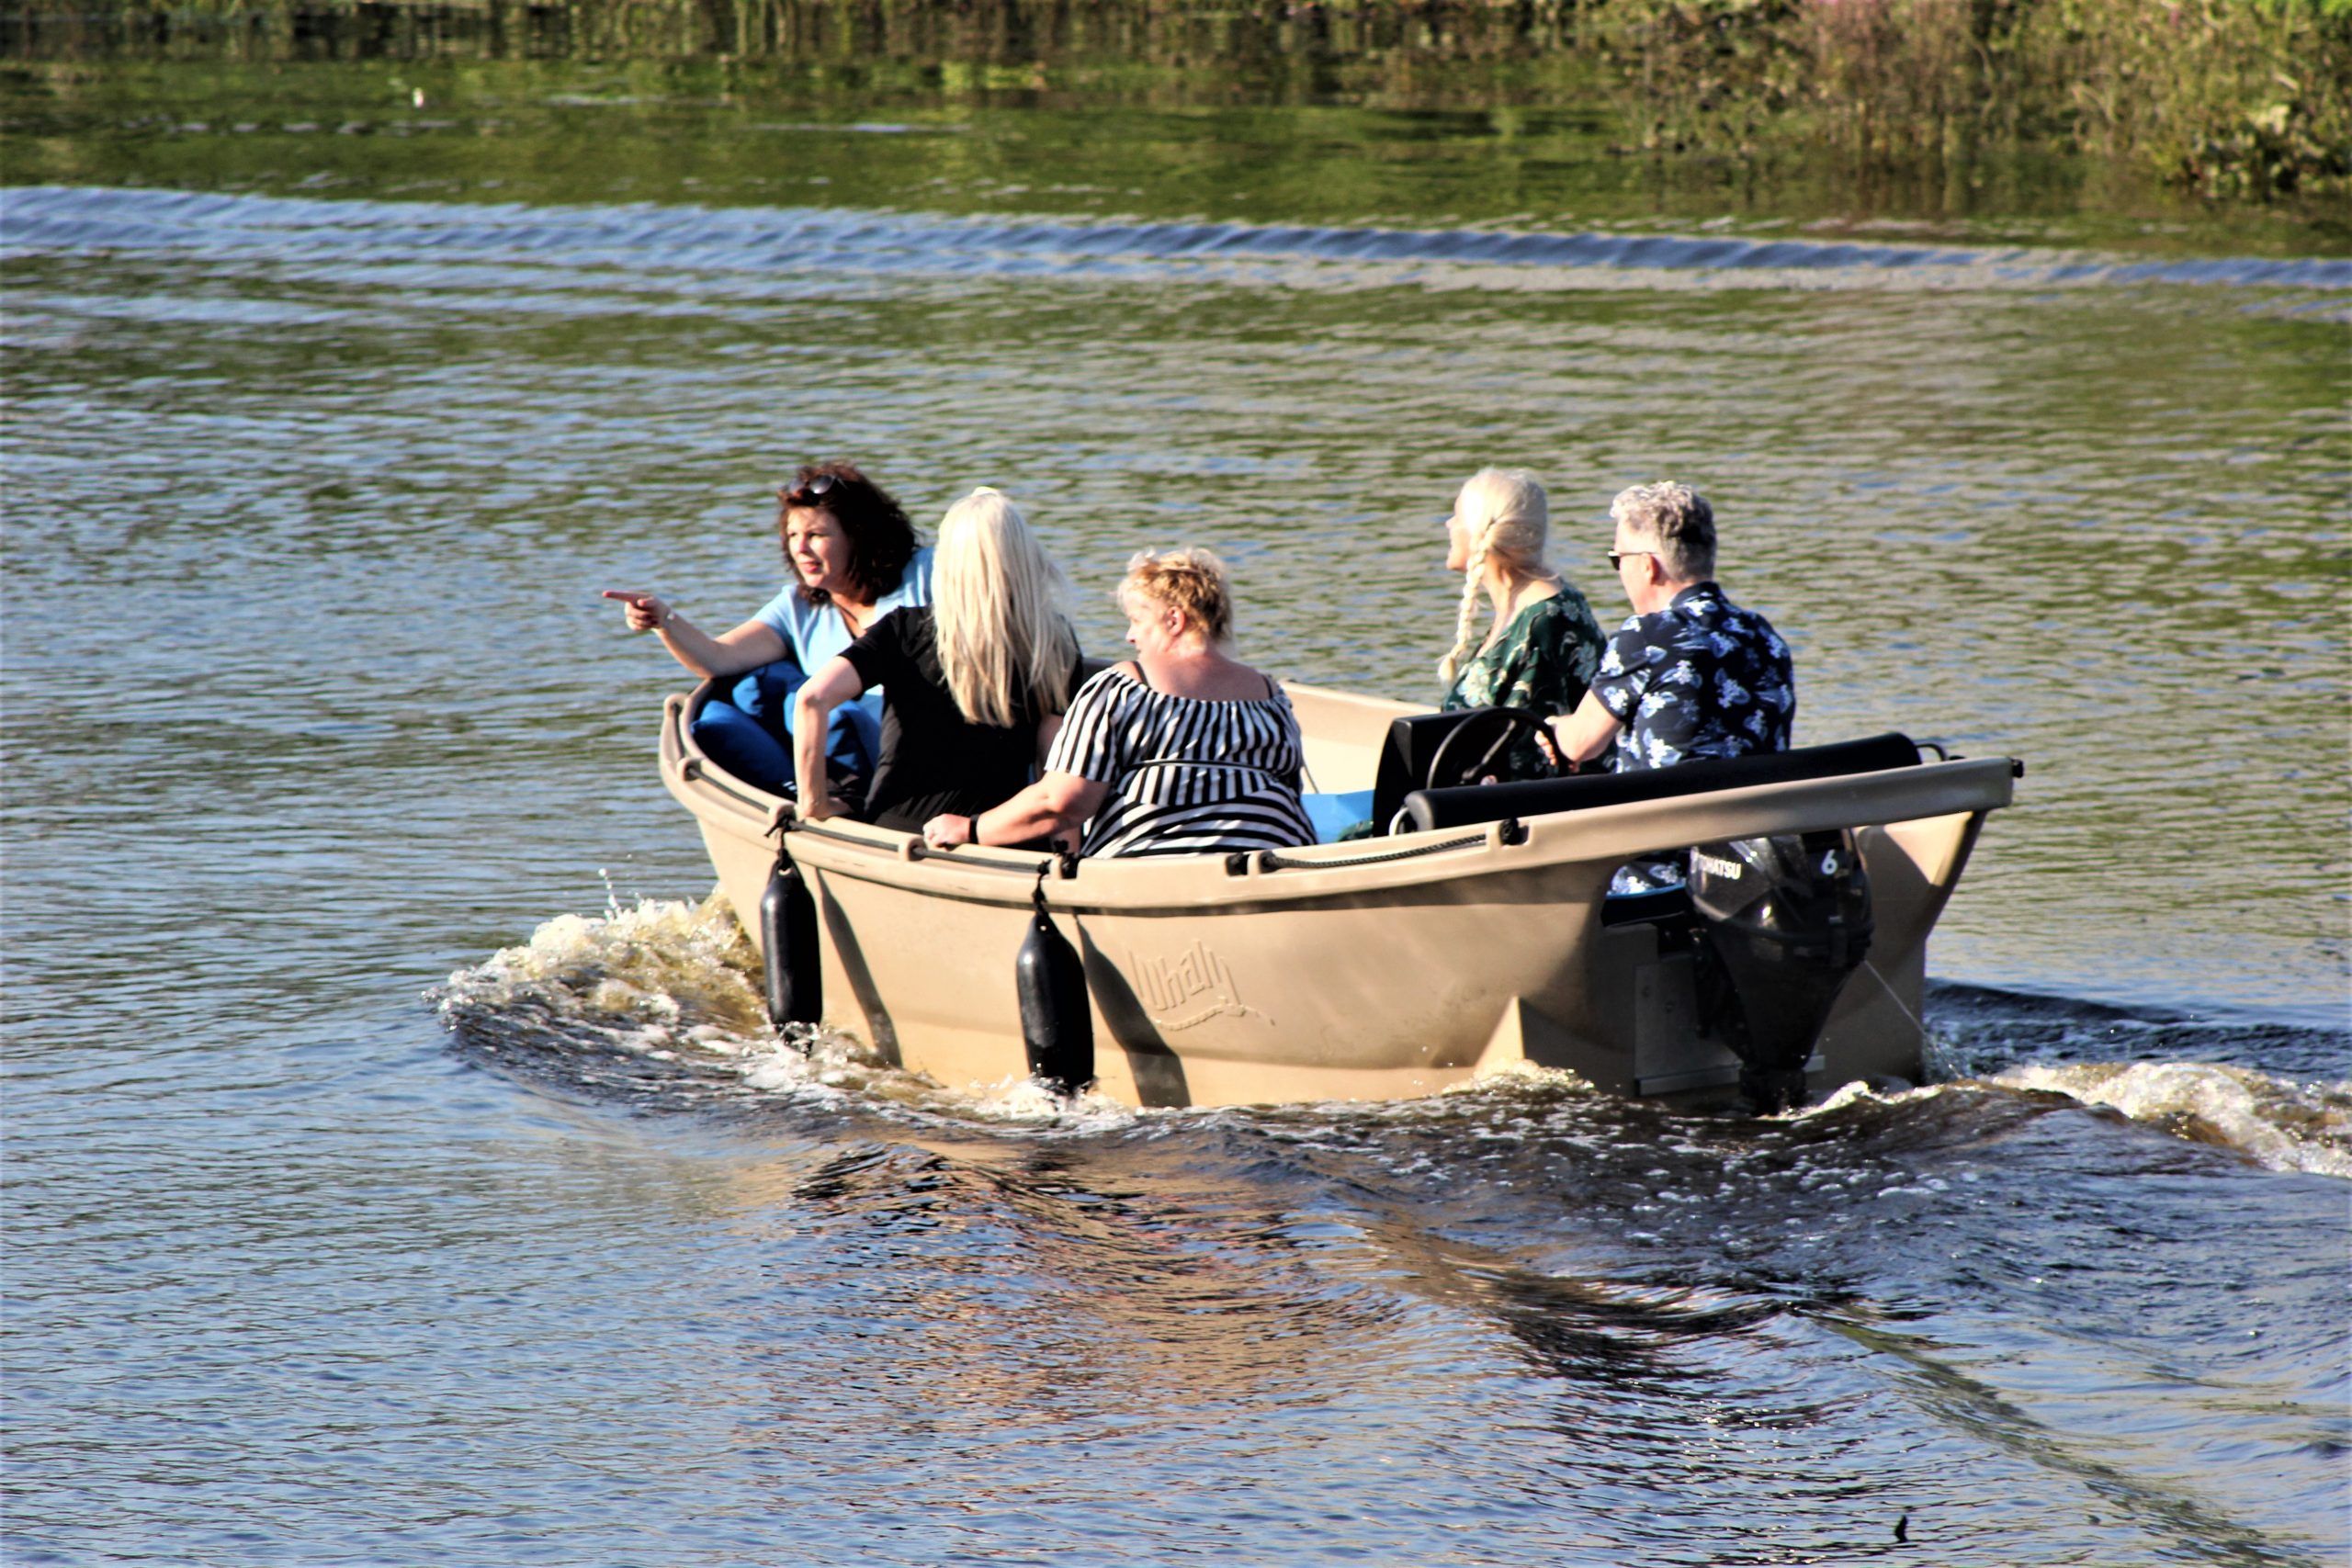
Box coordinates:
[9,0,2349,201]
[1589,0,2351,199]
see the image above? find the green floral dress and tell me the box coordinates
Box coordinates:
[1442,585,1608,781]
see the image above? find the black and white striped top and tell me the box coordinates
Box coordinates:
[1046,665,1317,859]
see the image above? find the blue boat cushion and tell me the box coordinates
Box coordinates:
[1398,732,1922,834]
[694,655,1127,802]
[1301,789,1376,844]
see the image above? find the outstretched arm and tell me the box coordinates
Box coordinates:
[603,590,787,680]
[791,656,869,820]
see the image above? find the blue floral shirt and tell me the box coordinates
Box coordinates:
[1590,581,1794,773]
[1589,582,1795,892]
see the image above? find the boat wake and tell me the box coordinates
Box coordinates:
[431,892,805,1106]
[434,901,2352,1177]
[1917,981,2352,1177]
[431,893,1144,1129]
[1988,1063,2351,1179]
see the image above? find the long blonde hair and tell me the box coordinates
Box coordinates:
[1438,467,1552,686]
[931,488,1079,728]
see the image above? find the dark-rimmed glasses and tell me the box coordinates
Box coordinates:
[1607,547,1655,570]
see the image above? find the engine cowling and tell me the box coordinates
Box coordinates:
[1687,830,1873,1111]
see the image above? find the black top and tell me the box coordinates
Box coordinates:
[841,605,1083,833]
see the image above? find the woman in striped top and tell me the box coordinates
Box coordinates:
[922,547,1316,859]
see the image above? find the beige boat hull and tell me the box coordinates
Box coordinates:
[658,682,2013,1109]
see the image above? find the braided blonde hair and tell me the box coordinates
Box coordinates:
[1437,467,1551,686]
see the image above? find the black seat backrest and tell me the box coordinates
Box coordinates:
[1369,710,1498,835]
[1398,732,1922,833]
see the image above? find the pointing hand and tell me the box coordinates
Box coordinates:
[602,589,674,633]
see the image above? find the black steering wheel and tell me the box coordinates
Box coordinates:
[1422,706,1559,792]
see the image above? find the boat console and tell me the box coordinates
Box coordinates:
[1366,707,1553,833]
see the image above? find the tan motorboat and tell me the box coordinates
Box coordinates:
[656,678,2018,1110]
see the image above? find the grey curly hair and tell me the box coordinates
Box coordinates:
[1610,481,1716,581]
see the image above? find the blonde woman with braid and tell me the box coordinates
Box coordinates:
[792,488,1081,834]
[1436,467,1606,779]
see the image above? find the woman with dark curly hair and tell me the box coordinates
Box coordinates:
[605,462,933,797]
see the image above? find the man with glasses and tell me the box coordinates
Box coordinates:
[1547,480,1795,893]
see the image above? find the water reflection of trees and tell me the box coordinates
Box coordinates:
[12,1,2346,200]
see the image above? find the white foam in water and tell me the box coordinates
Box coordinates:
[1996,1062,2352,1179]
[951,1075,1142,1132]
[1807,1079,1889,1115]
[440,900,2350,1165]
[436,892,801,1071]
[437,893,1152,1124]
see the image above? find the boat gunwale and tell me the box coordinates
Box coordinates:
[659,687,2016,912]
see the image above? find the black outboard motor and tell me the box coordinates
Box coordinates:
[1687,830,1873,1111]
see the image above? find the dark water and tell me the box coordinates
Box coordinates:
[5,62,2349,1566]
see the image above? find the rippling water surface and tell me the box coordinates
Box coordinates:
[5,62,2348,1567]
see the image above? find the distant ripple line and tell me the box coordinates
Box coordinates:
[5,185,2349,295]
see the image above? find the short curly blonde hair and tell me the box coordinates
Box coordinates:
[1120,547,1233,643]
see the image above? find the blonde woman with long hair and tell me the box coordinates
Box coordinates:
[1435,467,1606,779]
[792,488,1080,833]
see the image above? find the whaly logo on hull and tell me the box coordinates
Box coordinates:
[1129,939,1262,1030]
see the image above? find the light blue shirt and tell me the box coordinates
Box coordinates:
[752,547,933,764]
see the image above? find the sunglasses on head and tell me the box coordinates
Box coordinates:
[781,472,840,506]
